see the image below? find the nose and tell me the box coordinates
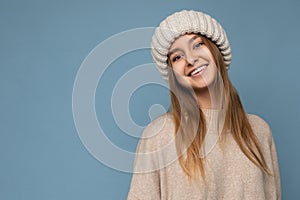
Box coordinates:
[185,52,198,66]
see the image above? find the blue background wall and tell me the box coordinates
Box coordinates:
[1,0,299,199]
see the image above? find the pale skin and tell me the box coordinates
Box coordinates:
[168,33,221,109]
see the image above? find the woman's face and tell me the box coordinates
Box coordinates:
[168,34,217,90]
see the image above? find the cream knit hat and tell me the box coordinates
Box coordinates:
[151,10,232,81]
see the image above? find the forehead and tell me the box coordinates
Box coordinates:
[169,33,200,50]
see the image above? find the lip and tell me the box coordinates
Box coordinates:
[187,64,208,77]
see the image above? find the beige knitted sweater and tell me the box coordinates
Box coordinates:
[127,110,281,200]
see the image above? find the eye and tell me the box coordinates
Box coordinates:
[194,42,204,49]
[172,55,182,62]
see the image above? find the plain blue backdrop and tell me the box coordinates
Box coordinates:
[1,0,299,199]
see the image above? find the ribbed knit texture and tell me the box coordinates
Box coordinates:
[127,111,281,200]
[151,10,232,81]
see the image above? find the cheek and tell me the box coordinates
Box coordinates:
[172,59,188,75]
[172,65,185,76]
[171,68,192,88]
[202,63,218,85]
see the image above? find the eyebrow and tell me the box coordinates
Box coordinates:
[168,35,201,57]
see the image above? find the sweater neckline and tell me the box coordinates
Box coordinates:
[200,108,226,158]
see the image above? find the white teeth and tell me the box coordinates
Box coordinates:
[190,65,207,76]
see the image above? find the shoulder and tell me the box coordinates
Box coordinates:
[142,113,175,137]
[246,113,273,145]
[247,114,271,131]
[136,113,175,152]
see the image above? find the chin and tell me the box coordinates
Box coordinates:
[191,83,209,92]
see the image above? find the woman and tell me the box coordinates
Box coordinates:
[127,10,281,199]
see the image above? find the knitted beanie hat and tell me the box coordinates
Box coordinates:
[151,10,232,81]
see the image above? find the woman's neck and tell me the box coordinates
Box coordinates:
[195,87,220,109]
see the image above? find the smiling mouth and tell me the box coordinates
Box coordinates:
[188,64,208,77]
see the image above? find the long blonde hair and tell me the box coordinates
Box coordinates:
[168,35,272,181]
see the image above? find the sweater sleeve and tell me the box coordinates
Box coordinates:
[127,169,161,200]
[127,121,162,200]
[270,133,281,200]
[248,114,281,199]
[263,118,281,200]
